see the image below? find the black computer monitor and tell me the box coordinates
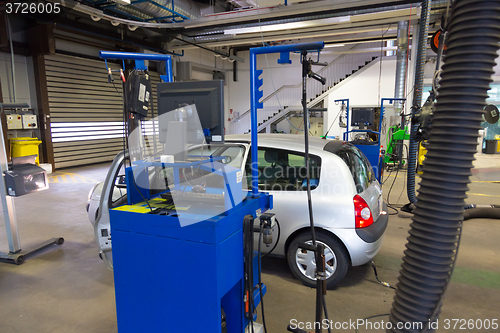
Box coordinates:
[157,80,224,143]
[351,107,375,127]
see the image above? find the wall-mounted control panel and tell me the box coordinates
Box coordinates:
[6,115,23,130]
[22,115,38,129]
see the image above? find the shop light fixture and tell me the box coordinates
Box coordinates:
[224,16,350,35]
[324,44,345,48]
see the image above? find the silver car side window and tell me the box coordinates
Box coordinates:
[246,148,321,192]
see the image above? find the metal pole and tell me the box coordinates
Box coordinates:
[0,104,23,253]
[250,51,259,197]
[6,16,17,103]
[394,20,409,122]
[394,20,409,165]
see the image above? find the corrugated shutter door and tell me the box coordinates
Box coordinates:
[45,54,162,169]
[143,71,161,156]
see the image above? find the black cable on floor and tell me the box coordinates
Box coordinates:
[385,164,400,215]
[371,261,396,290]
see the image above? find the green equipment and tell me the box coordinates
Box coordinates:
[383,125,409,166]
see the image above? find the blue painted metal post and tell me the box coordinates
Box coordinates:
[166,56,173,82]
[249,52,259,197]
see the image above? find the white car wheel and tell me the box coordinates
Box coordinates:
[287,230,349,288]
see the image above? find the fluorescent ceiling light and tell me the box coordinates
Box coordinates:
[224,16,350,35]
[324,44,345,48]
[115,0,131,5]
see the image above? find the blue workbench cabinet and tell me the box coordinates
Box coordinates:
[110,193,271,333]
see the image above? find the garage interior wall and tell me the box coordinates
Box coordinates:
[323,57,399,140]
[0,52,41,158]
[0,53,36,106]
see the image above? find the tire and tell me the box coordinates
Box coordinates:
[287,230,349,289]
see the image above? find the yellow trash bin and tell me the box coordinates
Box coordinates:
[10,137,42,165]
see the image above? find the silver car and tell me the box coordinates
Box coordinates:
[87,134,388,288]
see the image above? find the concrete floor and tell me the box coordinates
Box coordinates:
[0,155,499,333]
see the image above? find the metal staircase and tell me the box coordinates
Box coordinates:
[230,43,382,134]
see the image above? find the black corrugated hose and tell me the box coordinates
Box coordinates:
[464,205,500,220]
[406,0,432,206]
[388,1,500,332]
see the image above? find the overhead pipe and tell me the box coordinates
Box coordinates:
[388,0,500,331]
[394,20,409,122]
[393,20,409,164]
[406,0,431,206]
[6,16,17,103]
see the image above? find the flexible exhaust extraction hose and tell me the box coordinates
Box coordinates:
[406,0,431,206]
[464,205,500,220]
[388,1,500,332]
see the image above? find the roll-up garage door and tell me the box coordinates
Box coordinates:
[142,71,161,156]
[45,54,162,169]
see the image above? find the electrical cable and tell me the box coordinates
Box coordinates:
[322,294,332,333]
[132,164,153,212]
[395,145,409,204]
[323,103,345,138]
[261,219,280,258]
[113,78,129,171]
[371,261,396,290]
[382,167,394,186]
[295,118,305,134]
[385,166,400,215]
[243,216,255,333]
[384,144,409,215]
[112,80,123,98]
[258,225,268,333]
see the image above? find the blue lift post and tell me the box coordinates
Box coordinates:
[341,98,405,182]
[103,50,273,332]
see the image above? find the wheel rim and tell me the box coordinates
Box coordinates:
[295,240,337,280]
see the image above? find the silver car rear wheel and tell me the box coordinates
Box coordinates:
[295,240,337,280]
[287,230,349,288]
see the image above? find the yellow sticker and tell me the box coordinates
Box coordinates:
[113,205,152,214]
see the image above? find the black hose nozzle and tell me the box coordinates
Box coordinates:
[308,71,326,85]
